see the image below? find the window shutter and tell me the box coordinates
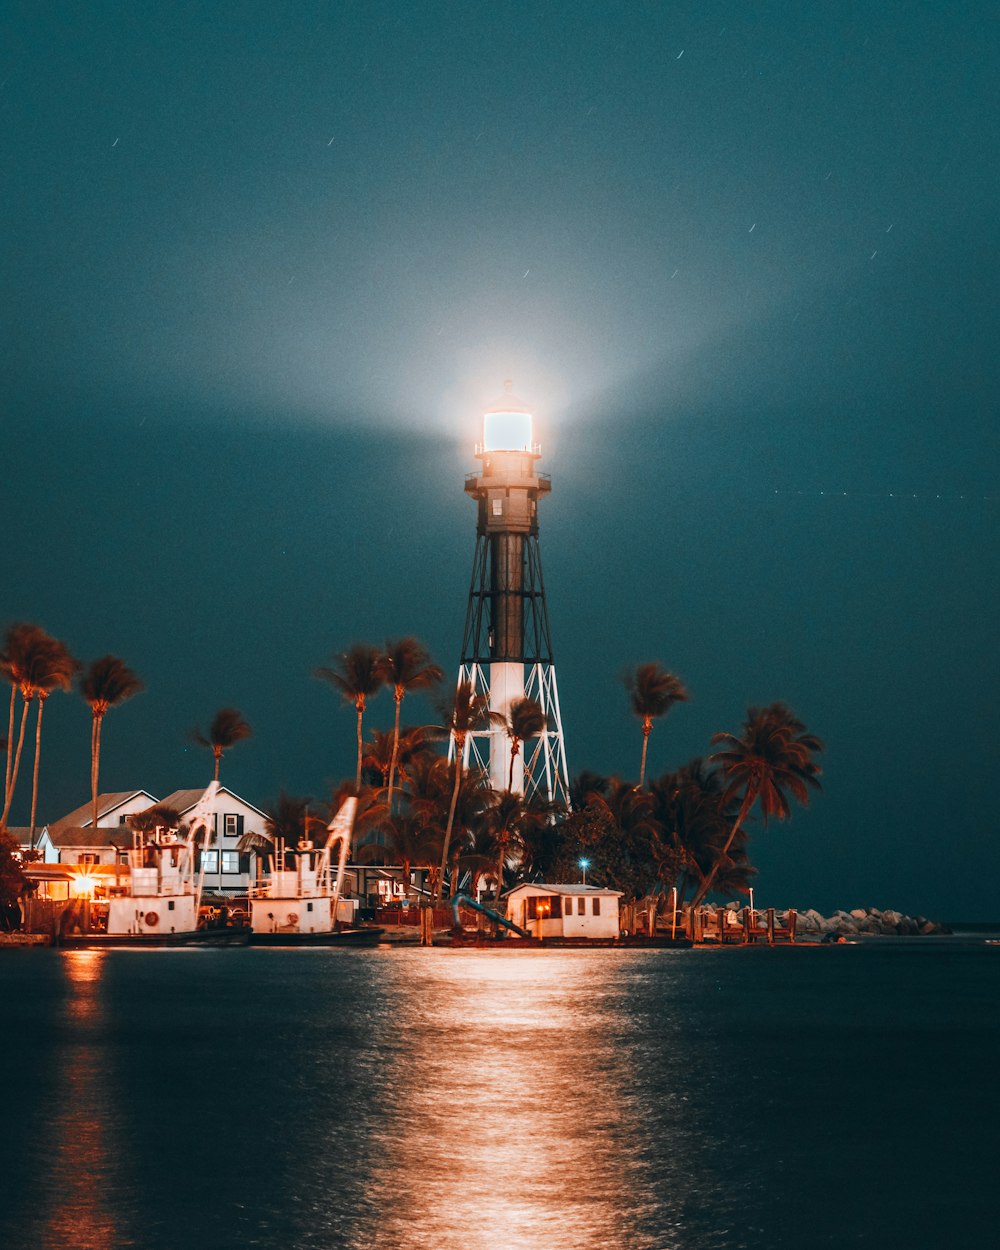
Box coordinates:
[236,814,244,836]
[239,853,250,874]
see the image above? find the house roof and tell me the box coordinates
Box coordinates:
[505,882,623,897]
[47,825,135,850]
[157,787,267,819]
[49,791,158,832]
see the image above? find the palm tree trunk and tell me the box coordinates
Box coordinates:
[493,836,508,910]
[437,750,463,903]
[213,749,221,782]
[507,739,519,792]
[91,713,102,832]
[4,683,16,806]
[1,694,32,826]
[639,720,651,786]
[691,786,757,907]
[387,690,402,815]
[354,705,364,789]
[28,696,46,847]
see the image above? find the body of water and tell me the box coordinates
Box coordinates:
[1,940,997,1249]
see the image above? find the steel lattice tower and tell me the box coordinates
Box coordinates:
[455,383,569,806]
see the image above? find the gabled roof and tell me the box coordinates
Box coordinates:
[46,825,135,850]
[49,791,158,833]
[505,882,623,897]
[157,787,267,819]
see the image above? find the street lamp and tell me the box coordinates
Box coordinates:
[579,857,590,885]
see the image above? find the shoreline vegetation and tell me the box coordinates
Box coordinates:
[0,625,946,938]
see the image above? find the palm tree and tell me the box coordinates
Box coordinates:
[315,645,384,788]
[128,804,183,837]
[27,634,78,846]
[436,681,503,901]
[648,759,737,905]
[80,656,145,833]
[0,626,77,838]
[692,703,823,906]
[376,639,443,815]
[625,663,689,786]
[486,790,550,905]
[362,724,438,792]
[503,697,547,791]
[1,623,48,824]
[191,708,253,782]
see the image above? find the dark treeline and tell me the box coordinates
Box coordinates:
[1,626,824,910]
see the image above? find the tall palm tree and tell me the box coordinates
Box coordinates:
[315,644,384,788]
[128,804,182,837]
[625,663,689,786]
[27,634,78,846]
[436,680,503,900]
[486,790,550,904]
[362,725,438,793]
[648,759,738,904]
[1,625,76,836]
[191,708,253,782]
[503,696,546,791]
[692,703,823,906]
[376,639,443,815]
[1,623,48,823]
[80,656,145,833]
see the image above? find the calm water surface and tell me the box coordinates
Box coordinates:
[1,941,997,1249]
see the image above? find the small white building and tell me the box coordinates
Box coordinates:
[505,883,623,940]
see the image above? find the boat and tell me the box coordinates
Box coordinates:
[58,781,250,947]
[248,797,383,945]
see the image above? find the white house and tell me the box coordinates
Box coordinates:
[42,791,161,865]
[505,883,623,940]
[157,786,269,898]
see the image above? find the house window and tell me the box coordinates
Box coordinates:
[592,898,601,915]
[224,814,239,837]
[119,814,128,824]
[526,895,562,920]
[118,853,129,865]
[307,902,313,913]
[78,853,97,865]
[491,497,503,516]
[168,900,175,911]
[221,851,240,874]
[200,850,219,873]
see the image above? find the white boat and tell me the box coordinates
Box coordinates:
[249,798,381,944]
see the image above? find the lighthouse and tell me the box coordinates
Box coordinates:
[456,382,570,806]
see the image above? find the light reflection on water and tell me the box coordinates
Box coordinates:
[367,951,676,1250]
[39,951,134,1250]
[2,942,999,1250]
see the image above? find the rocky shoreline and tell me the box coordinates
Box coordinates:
[705,902,951,937]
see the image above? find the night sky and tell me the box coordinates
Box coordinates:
[4,3,997,918]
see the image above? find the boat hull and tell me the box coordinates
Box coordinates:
[59,926,251,948]
[249,927,384,946]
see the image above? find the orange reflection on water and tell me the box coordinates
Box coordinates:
[366,950,662,1250]
[40,951,126,1250]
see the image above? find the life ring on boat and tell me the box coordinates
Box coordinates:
[287,912,299,925]
[145,911,160,927]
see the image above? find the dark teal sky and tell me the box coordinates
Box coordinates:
[3,2,997,917]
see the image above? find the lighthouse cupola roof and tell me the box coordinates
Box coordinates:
[481,379,536,453]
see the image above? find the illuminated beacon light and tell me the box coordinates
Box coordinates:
[482,408,533,452]
[72,874,97,898]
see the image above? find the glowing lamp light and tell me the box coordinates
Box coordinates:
[481,380,535,452]
[579,857,590,884]
[483,408,533,452]
[72,874,97,899]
